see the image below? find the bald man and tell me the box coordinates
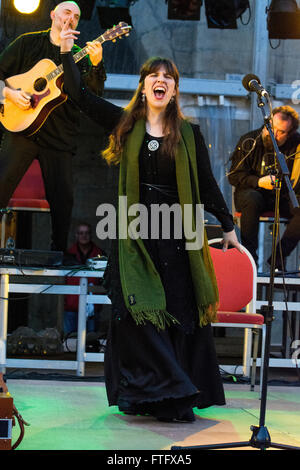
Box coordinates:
[0,2,106,253]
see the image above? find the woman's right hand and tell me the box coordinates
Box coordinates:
[60,19,80,53]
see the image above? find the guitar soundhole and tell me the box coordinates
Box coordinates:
[34,77,47,92]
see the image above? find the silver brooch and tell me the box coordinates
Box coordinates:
[148,139,159,151]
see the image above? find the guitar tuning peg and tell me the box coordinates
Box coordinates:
[112,39,116,43]
[125,33,129,36]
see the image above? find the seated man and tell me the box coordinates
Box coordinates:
[64,222,106,336]
[228,105,300,270]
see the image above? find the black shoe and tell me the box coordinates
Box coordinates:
[176,409,196,423]
[118,400,150,416]
[123,409,150,417]
[157,409,195,423]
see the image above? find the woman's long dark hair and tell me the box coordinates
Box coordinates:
[102,57,185,165]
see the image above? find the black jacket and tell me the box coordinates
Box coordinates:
[228,127,300,197]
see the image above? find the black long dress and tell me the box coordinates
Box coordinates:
[62,53,235,421]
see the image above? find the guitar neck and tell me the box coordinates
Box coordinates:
[72,33,105,63]
[46,34,105,82]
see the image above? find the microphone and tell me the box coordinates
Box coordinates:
[242,73,269,98]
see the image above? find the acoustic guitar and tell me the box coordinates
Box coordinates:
[0,22,131,136]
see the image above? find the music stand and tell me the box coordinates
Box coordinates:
[171,95,300,451]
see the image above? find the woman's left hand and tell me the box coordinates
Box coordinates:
[221,229,244,253]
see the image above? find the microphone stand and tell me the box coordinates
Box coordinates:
[171,94,300,451]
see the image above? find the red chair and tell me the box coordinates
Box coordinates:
[1,160,50,248]
[208,238,266,391]
[9,159,49,211]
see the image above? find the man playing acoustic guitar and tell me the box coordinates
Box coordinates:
[0,1,106,253]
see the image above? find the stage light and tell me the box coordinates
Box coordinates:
[167,0,202,21]
[205,0,250,29]
[267,0,300,39]
[13,0,40,14]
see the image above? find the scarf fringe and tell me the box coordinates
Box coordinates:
[130,304,218,330]
[198,303,219,327]
[130,309,180,330]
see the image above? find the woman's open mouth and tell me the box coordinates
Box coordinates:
[153,86,166,100]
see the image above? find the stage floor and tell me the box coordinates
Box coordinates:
[7,376,300,451]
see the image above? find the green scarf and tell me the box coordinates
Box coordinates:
[118,119,219,330]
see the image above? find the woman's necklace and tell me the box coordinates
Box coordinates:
[146,121,164,152]
[148,139,160,151]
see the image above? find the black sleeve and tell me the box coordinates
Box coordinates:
[61,51,123,132]
[75,51,107,97]
[193,125,234,232]
[0,34,24,80]
[0,35,25,104]
[227,132,261,190]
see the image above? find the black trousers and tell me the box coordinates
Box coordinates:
[0,132,73,252]
[234,188,300,263]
